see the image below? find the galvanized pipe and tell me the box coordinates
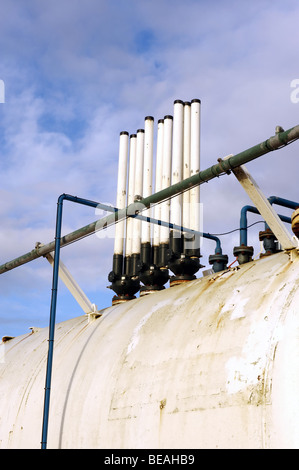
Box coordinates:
[1,124,299,275]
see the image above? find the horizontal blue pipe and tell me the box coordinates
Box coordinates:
[268,196,299,210]
[264,196,299,230]
[68,196,223,254]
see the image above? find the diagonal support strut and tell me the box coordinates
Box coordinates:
[231,164,296,250]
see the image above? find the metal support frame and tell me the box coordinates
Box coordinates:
[44,252,98,315]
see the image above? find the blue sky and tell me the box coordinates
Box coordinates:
[1,0,299,337]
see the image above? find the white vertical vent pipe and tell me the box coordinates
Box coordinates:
[114,131,129,258]
[160,115,173,246]
[183,102,191,231]
[153,119,164,251]
[131,128,144,257]
[141,116,154,246]
[125,134,137,272]
[171,100,184,239]
[189,99,201,249]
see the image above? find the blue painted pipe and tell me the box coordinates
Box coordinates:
[268,196,299,210]
[136,217,222,255]
[240,205,256,246]
[41,194,104,449]
[81,199,223,255]
[240,200,295,246]
[41,194,64,449]
[265,196,299,230]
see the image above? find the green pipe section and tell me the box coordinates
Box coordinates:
[1,124,299,275]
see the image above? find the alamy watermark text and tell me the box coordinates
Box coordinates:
[290,79,299,104]
[0,79,4,103]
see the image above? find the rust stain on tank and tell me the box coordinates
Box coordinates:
[160,398,167,410]
[159,398,167,445]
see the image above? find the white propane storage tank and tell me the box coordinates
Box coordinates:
[1,249,299,449]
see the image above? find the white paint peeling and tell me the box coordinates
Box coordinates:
[230,296,249,319]
[220,287,248,319]
[225,354,264,394]
[126,299,170,354]
[226,317,286,395]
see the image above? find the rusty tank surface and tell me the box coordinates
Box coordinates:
[1,249,299,449]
